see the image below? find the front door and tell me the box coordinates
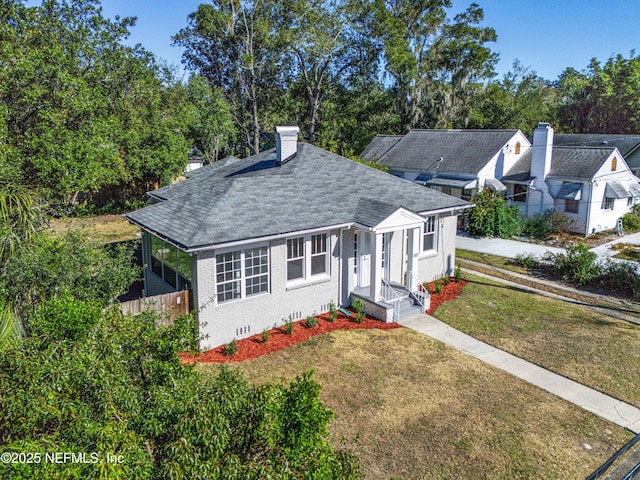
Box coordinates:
[357,231,371,288]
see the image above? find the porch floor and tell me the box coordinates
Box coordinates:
[354,283,409,300]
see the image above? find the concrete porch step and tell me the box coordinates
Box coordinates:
[396,297,424,320]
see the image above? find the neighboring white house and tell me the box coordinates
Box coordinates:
[363,124,640,236]
[503,123,640,235]
[126,127,470,350]
[361,128,532,200]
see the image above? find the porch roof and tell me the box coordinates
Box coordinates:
[425,176,476,189]
[553,182,583,200]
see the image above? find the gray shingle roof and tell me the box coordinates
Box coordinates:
[502,146,616,182]
[553,134,640,156]
[362,129,520,175]
[553,133,640,170]
[126,143,468,250]
[360,135,403,161]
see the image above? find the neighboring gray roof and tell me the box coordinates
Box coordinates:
[503,146,616,181]
[126,143,468,250]
[554,133,640,171]
[360,135,403,161]
[553,134,640,157]
[362,129,520,175]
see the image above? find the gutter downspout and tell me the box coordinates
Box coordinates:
[585,180,594,237]
[338,227,348,307]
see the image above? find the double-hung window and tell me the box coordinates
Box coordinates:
[565,199,579,213]
[287,237,305,281]
[423,216,437,252]
[603,197,615,210]
[216,246,269,304]
[310,234,328,275]
[287,233,330,283]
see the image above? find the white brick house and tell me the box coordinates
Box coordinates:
[126,127,469,350]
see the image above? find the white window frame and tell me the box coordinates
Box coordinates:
[565,199,579,213]
[422,216,437,253]
[287,232,330,284]
[603,197,615,210]
[513,184,528,204]
[215,243,270,304]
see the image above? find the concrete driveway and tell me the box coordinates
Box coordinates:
[456,232,640,261]
[455,233,565,259]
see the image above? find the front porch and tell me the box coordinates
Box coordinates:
[353,282,429,322]
[348,206,433,322]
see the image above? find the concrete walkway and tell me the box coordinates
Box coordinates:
[589,231,640,260]
[401,314,640,434]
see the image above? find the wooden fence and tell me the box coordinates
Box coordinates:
[120,290,191,326]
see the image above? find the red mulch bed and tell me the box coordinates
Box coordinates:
[425,279,468,315]
[180,279,467,364]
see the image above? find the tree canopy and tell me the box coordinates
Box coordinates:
[3,0,640,204]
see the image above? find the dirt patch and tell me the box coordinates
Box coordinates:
[183,280,467,364]
[46,214,140,244]
[525,230,620,249]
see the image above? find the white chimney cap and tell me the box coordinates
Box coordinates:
[275,126,300,136]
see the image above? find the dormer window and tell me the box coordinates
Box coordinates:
[612,157,617,171]
[515,142,521,155]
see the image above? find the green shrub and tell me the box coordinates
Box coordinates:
[455,266,462,282]
[464,188,522,238]
[261,329,270,343]
[223,339,237,357]
[551,243,599,286]
[328,301,337,322]
[32,292,103,341]
[548,210,575,234]
[352,298,365,324]
[284,317,294,335]
[434,281,443,293]
[514,253,541,269]
[622,205,640,232]
[305,315,318,328]
[523,210,576,239]
[0,312,360,478]
[599,260,640,299]
[442,276,450,285]
[523,212,551,239]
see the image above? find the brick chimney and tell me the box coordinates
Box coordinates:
[531,122,554,183]
[275,126,300,165]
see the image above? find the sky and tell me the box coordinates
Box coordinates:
[29,0,640,81]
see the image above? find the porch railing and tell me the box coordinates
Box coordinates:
[381,279,401,322]
[407,271,426,313]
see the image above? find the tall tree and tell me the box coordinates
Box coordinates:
[1,0,190,204]
[277,0,354,144]
[185,74,236,163]
[555,53,640,134]
[469,60,556,133]
[174,0,284,155]
[358,0,497,132]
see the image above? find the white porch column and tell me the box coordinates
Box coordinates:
[406,227,420,291]
[369,232,382,301]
